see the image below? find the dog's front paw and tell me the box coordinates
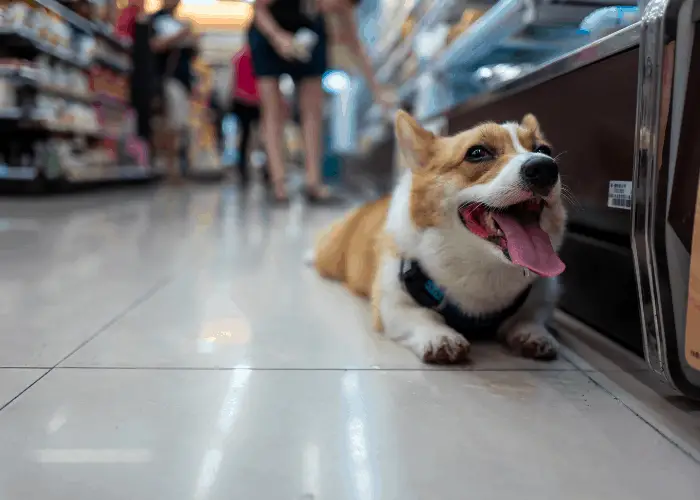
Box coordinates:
[418,328,470,365]
[505,324,559,360]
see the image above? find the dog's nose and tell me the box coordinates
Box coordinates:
[520,156,559,195]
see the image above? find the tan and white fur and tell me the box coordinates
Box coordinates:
[311,111,566,364]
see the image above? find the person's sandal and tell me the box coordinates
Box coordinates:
[268,179,290,205]
[304,185,342,206]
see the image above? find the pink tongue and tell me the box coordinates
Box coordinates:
[491,213,565,277]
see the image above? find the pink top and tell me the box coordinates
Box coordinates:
[232,47,259,105]
[116,5,139,40]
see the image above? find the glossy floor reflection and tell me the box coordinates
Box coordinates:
[0,185,698,499]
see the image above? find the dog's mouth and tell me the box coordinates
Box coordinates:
[458,199,565,277]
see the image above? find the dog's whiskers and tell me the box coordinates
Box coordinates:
[553,151,568,163]
[560,183,580,208]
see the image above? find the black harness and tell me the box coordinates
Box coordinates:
[399,259,531,338]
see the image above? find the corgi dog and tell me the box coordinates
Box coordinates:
[311,111,567,364]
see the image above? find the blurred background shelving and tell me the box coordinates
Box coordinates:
[0,0,147,189]
[349,0,640,152]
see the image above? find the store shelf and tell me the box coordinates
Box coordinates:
[0,165,38,181]
[0,164,157,183]
[35,0,93,33]
[0,4,144,193]
[362,0,640,128]
[64,165,155,182]
[375,0,452,83]
[33,0,132,51]
[37,86,95,104]
[357,0,642,151]
[0,26,91,70]
[443,21,640,113]
[371,0,420,66]
[37,0,132,51]
[40,123,104,137]
[94,54,131,73]
[0,108,25,120]
[4,71,95,103]
[0,107,103,137]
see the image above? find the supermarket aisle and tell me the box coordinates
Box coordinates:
[0,185,698,500]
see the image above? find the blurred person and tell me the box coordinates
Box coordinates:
[208,91,225,156]
[250,0,384,204]
[150,0,199,181]
[230,44,262,187]
[116,0,143,40]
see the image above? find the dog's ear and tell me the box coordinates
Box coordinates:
[521,113,540,133]
[395,110,434,170]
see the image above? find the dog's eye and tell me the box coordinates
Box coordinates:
[465,146,493,162]
[533,144,552,157]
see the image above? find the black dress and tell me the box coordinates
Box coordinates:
[248,0,329,81]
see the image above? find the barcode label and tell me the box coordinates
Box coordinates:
[608,181,632,210]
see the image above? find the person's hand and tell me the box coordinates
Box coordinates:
[270,30,297,61]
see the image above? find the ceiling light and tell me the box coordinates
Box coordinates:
[322,70,350,94]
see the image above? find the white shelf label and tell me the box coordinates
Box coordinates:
[608,180,632,210]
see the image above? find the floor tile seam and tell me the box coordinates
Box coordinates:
[54,275,173,369]
[0,365,648,373]
[51,366,583,372]
[560,350,700,465]
[0,367,53,370]
[0,370,51,413]
[0,277,172,414]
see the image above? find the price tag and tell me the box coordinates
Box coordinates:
[607,180,632,210]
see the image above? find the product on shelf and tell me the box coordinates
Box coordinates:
[3,2,32,28]
[33,55,91,97]
[76,32,96,64]
[0,1,88,65]
[446,9,484,45]
[401,16,415,41]
[400,54,418,82]
[93,0,108,25]
[90,66,128,101]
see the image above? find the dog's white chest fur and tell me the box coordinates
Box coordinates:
[385,171,537,315]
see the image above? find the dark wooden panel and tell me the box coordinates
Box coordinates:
[559,234,643,354]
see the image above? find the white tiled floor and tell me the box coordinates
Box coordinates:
[0,185,698,499]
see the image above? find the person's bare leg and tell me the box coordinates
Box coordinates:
[250,120,270,185]
[298,77,327,195]
[257,78,287,199]
[168,131,182,183]
[157,125,181,184]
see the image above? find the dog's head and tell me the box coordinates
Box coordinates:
[395,110,566,278]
